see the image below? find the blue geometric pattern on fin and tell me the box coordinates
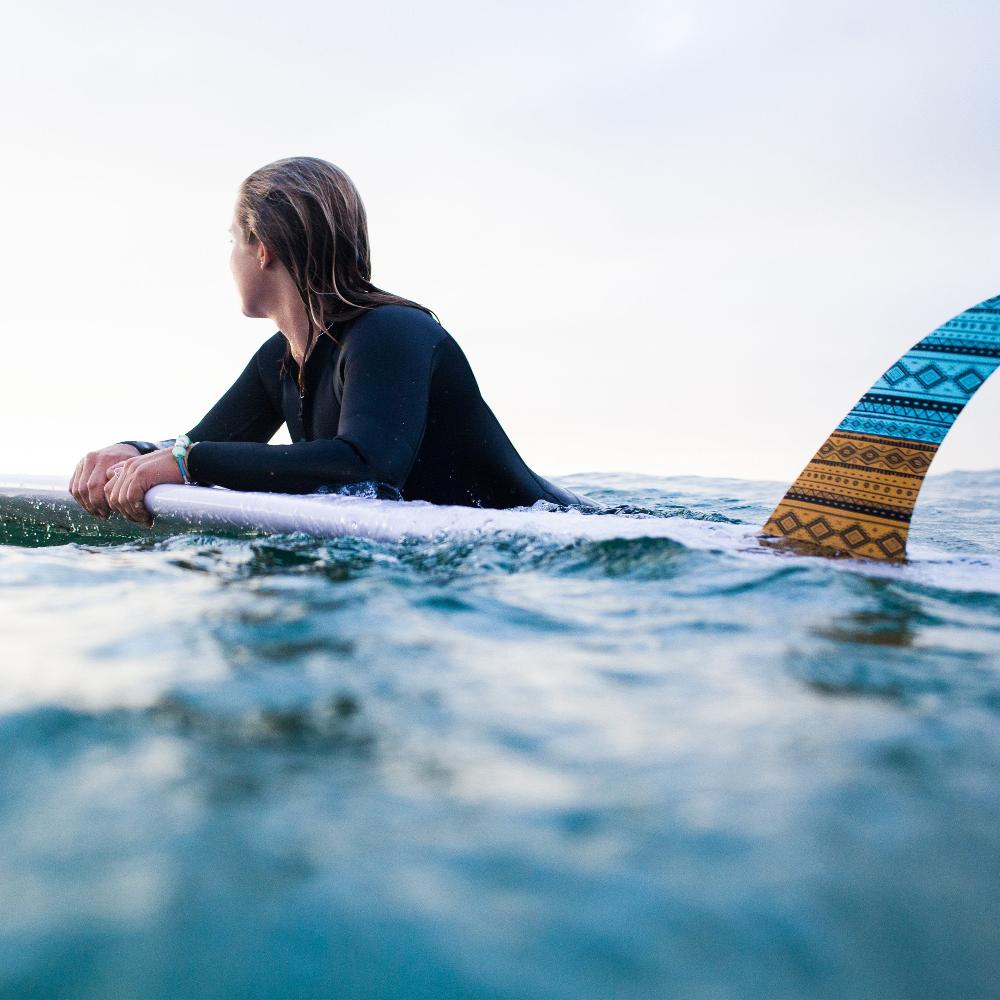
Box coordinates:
[836,295,1000,444]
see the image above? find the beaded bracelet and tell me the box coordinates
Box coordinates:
[172,434,195,484]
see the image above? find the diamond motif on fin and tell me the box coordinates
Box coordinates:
[876,533,906,558]
[804,518,836,541]
[915,365,946,388]
[775,511,801,535]
[956,368,985,393]
[841,525,871,549]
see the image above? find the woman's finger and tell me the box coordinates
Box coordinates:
[130,481,153,527]
[86,452,119,517]
[87,457,111,517]
[103,474,116,514]
[126,477,153,527]
[119,472,138,520]
[72,453,97,513]
[88,468,114,517]
[106,466,150,527]
[113,466,130,512]
[69,458,85,504]
[105,467,124,515]
[125,461,150,523]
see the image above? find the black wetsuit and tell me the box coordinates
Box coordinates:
[122,304,592,509]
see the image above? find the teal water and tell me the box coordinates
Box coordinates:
[1,471,999,999]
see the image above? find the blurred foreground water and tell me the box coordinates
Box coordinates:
[1,471,999,999]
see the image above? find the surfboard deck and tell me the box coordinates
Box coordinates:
[0,473,749,549]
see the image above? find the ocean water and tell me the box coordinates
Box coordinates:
[1,470,999,1000]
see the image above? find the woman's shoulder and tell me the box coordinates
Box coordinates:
[344,304,448,352]
[257,330,289,361]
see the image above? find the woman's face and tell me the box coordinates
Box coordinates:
[228,203,269,318]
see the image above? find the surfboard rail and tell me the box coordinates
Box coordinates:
[0,473,749,549]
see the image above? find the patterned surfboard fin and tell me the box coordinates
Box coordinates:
[762,293,1000,560]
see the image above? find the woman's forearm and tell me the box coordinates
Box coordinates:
[185,436,402,495]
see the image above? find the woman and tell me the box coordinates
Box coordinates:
[70,156,593,528]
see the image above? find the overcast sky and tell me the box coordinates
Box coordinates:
[3,0,1000,484]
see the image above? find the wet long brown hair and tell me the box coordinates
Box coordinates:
[235,156,437,394]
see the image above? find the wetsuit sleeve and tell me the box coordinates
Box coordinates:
[118,334,286,458]
[185,310,442,494]
[117,438,174,455]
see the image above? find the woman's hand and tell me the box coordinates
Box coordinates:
[104,449,184,528]
[70,443,142,517]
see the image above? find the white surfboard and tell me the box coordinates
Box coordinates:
[0,473,750,550]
